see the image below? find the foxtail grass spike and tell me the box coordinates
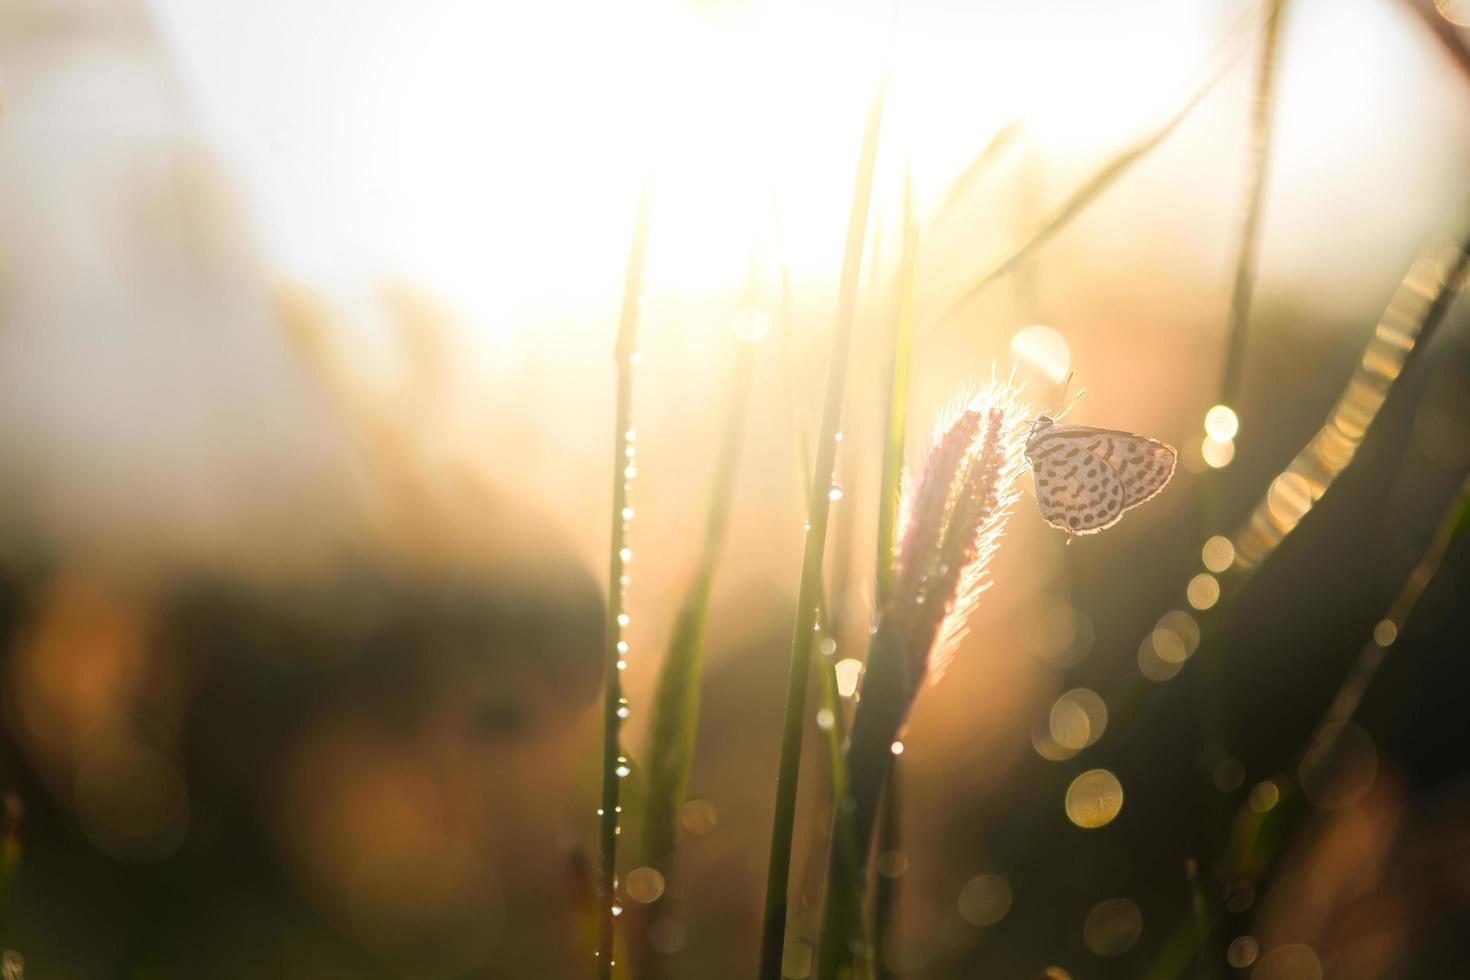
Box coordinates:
[596,175,653,980]
[818,384,1028,979]
[757,79,887,980]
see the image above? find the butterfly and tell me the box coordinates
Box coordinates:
[1025,414,1177,536]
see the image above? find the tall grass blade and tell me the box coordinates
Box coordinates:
[638,334,756,900]
[1219,0,1286,404]
[925,0,1263,334]
[1232,225,1470,568]
[596,176,654,979]
[870,165,919,979]
[758,79,888,980]
[927,121,1023,230]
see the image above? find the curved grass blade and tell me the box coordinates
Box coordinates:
[925,0,1264,335]
[1219,0,1287,405]
[758,78,888,980]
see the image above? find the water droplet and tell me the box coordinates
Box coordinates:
[616,660,627,671]
[625,445,636,458]
[616,706,630,718]
[629,352,642,365]
[834,659,864,698]
[828,484,844,501]
[625,427,637,441]
[890,740,905,755]
[816,708,835,730]
[611,902,624,917]
[620,548,633,563]
[617,640,629,653]
[615,764,631,778]
[802,520,812,532]
[817,637,837,656]
[620,574,631,587]
[625,465,638,479]
[618,613,630,627]
[622,507,635,520]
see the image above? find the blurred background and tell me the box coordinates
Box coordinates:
[1,0,1469,977]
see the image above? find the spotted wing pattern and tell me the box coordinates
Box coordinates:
[1027,425,1177,535]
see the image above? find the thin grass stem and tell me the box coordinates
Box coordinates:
[758,79,888,980]
[1219,0,1286,405]
[925,0,1263,334]
[596,176,654,979]
[871,164,919,980]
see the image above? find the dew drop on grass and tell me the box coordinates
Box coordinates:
[829,484,844,501]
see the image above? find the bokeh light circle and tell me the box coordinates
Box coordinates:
[1252,944,1322,980]
[958,874,1013,926]
[1083,897,1142,956]
[626,866,666,904]
[1009,324,1072,384]
[1066,769,1124,828]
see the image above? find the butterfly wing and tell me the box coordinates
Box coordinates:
[1099,430,1177,507]
[1028,426,1177,535]
[1029,432,1128,535]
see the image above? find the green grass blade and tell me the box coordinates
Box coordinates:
[870,164,919,979]
[640,338,756,880]
[596,176,654,980]
[758,78,887,980]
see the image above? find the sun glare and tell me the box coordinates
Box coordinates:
[149,0,1231,340]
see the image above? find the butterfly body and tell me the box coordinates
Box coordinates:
[1025,415,1177,536]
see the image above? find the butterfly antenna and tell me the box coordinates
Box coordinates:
[1053,371,1074,414]
[1054,384,1087,423]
